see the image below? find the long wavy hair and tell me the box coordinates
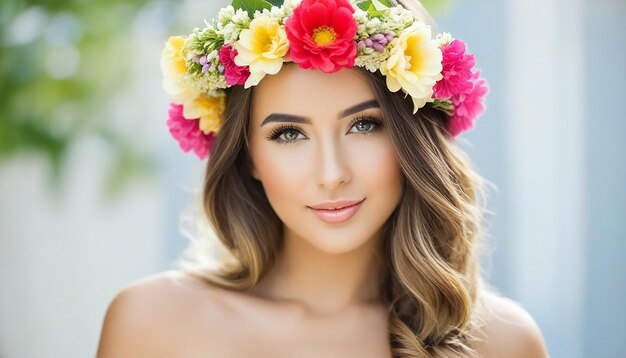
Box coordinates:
[177,1,498,356]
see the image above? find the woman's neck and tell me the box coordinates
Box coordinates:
[249,225,386,316]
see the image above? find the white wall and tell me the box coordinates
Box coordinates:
[505,0,586,356]
[0,148,165,358]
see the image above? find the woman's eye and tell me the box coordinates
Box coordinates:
[280,129,304,142]
[266,117,382,145]
[349,118,382,135]
[267,126,306,144]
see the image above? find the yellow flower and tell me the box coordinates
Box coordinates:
[160,35,197,102]
[160,36,225,134]
[380,22,443,114]
[233,16,289,88]
[182,94,226,134]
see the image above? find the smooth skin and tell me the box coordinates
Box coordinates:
[97,64,549,357]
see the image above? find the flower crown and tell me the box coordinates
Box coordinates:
[161,0,489,159]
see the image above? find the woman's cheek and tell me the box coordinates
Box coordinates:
[351,137,399,180]
[257,148,308,206]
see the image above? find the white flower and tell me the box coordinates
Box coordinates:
[387,6,415,33]
[380,21,443,113]
[354,8,367,23]
[217,5,235,26]
[435,32,453,48]
[220,23,238,43]
[232,8,251,26]
[366,17,382,32]
[282,0,303,16]
[206,49,218,62]
[220,8,251,43]
[255,5,288,24]
[355,48,390,72]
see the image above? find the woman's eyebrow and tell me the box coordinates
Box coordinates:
[339,99,380,118]
[260,99,380,127]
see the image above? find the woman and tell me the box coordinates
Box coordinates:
[97,0,549,356]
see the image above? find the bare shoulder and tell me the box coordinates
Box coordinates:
[472,290,550,358]
[96,270,224,357]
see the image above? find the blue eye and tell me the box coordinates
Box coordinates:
[265,115,383,145]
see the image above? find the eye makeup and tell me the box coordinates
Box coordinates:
[264,114,384,145]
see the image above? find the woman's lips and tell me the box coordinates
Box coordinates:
[308,199,365,224]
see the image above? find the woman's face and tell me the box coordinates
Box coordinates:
[248,64,403,254]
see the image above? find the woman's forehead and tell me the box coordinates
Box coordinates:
[251,64,376,122]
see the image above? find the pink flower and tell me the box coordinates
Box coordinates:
[448,71,489,137]
[285,0,358,73]
[433,39,476,100]
[166,102,215,159]
[219,44,250,86]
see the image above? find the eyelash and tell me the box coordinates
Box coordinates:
[265,115,383,145]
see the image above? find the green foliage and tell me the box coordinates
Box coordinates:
[356,0,393,11]
[432,99,454,116]
[356,0,392,17]
[232,0,274,13]
[356,0,453,15]
[0,0,158,198]
[266,0,284,6]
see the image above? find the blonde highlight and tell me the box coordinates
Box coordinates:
[178,1,496,356]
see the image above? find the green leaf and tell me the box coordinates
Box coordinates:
[356,0,390,17]
[356,0,371,11]
[266,0,284,6]
[367,3,390,17]
[232,0,273,13]
[375,0,393,6]
[431,99,454,115]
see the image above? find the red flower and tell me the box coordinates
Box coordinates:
[219,44,250,86]
[285,0,358,73]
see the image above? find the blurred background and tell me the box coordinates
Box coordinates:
[0,0,624,356]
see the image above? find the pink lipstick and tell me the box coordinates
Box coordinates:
[307,199,365,224]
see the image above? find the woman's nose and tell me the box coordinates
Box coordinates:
[315,139,352,189]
